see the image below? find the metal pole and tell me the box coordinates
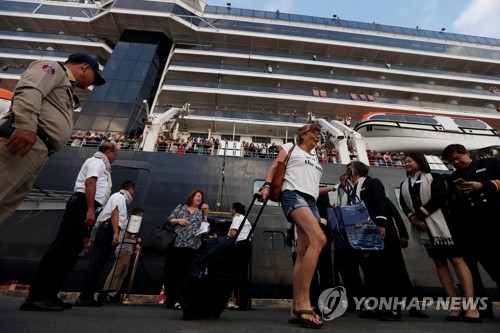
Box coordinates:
[122,247,141,305]
[216,141,228,212]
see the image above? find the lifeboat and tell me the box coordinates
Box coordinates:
[353,112,500,153]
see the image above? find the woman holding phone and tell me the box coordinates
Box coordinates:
[399,152,480,322]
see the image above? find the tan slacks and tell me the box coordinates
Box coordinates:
[103,250,133,292]
[0,137,49,225]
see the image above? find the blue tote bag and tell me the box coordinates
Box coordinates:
[328,200,384,253]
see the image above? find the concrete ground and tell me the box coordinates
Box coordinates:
[1,291,499,333]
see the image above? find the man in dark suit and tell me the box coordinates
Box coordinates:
[342,161,400,321]
[442,144,500,317]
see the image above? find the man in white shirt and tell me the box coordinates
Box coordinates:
[228,202,252,242]
[20,142,117,312]
[228,202,252,310]
[75,181,135,307]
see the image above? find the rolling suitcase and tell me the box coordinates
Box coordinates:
[177,194,266,320]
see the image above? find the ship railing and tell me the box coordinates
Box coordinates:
[43,0,114,7]
[65,138,456,168]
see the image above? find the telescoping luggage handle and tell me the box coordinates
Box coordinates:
[234,193,267,240]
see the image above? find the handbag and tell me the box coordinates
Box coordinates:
[269,144,296,201]
[327,200,384,253]
[142,223,176,257]
[143,204,183,256]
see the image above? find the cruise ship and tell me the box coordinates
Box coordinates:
[1,1,499,300]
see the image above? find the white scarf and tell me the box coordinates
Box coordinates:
[93,151,112,201]
[120,189,133,205]
[401,172,454,248]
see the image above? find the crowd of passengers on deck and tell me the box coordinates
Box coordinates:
[67,130,476,168]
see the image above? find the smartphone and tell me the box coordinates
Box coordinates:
[452,178,465,186]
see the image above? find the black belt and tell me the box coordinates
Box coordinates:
[0,115,55,156]
[100,219,121,231]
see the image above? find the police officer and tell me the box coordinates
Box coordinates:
[0,53,106,225]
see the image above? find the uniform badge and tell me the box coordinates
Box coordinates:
[42,64,56,75]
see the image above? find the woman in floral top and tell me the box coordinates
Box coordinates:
[163,189,204,309]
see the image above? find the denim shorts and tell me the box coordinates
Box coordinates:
[281,190,320,223]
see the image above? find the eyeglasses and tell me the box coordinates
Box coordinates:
[310,131,321,137]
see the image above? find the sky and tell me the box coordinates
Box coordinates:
[206,0,500,39]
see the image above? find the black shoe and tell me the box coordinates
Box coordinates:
[110,293,122,303]
[96,292,106,304]
[230,306,248,311]
[359,310,381,319]
[446,310,465,321]
[74,299,102,307]
[380,310,401,322]
[409,309,429,318]
[19,298,64,312]
[51,298,73,310]
[463,316,482,323]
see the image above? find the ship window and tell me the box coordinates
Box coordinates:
[241,9,253,17]
[221,134,241,141]
[453,119,488,129]
[74,115,94,130]
[253,181,279,207]
[421,117,439,125]
[99,102,117,116]
[371,115,388,120]
[262,231,286,251]
[386,114,404,121]
[252,136,271,144]
[108,117,129,132]
[92,116,112,131]
[190,132,208,139]
[115,103,133,117]
[404,115,422,123]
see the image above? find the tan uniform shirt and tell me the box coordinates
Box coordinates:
[11,60,76,151]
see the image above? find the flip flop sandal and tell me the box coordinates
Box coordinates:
[289,309,323,329]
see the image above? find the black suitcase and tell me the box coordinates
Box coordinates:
[177,194,266,320]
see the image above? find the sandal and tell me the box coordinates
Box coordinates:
[289,309,323,329]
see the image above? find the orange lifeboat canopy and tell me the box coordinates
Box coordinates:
[0,88,13,100]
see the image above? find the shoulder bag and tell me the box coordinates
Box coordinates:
[327,191,384,253]
[143,205,182,256]
[269,144,296,202]
[142,223,176,257]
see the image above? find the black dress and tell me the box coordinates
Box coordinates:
[399,173,461,259]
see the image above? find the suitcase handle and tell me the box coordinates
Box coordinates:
[234,193,267,240]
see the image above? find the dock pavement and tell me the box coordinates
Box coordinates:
[0,291,499,333]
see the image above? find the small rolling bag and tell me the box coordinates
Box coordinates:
[177,194,266,320]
